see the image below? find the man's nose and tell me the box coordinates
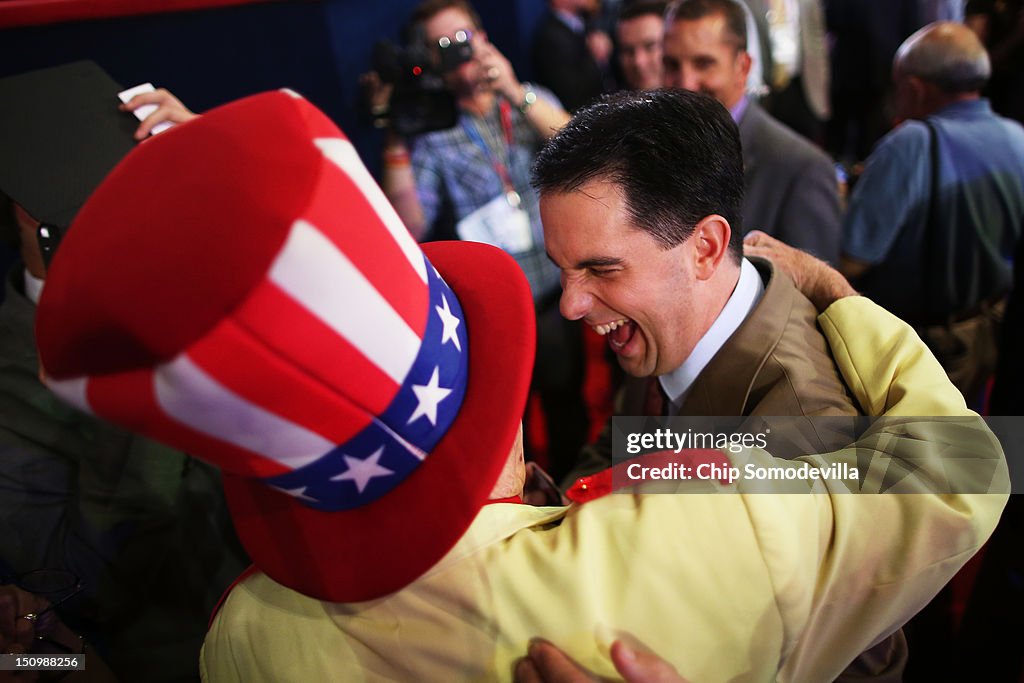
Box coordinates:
[666,65,697,91]
[679,66,700,92]
[559,278,592,321]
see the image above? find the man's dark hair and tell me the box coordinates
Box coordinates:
[533,88,744,261]
[410,0,483,32]
[667,0,747,52]
[619,0,667,23]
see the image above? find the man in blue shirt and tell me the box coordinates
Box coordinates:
[842,21,1024,405]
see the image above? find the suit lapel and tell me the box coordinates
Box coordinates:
[679,258,791,415]
[617,258,793,416]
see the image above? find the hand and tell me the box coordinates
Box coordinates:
[0,585,47,655]
[743,230,857,313]
[360,70,394,120]
[119,88,197,140]
[0,586,49,682]
[515,639,690,683]
[474,37,522,103]
[586,30,613,66]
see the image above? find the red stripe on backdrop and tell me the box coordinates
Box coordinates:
[187,316,374,447]
[303,156,428,336]
[0,0,278,28]
[233,278,403,417]
[84,366,291,478]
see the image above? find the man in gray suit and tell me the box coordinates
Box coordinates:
[662,0,841,264]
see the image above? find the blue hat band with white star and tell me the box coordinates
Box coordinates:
[261,256,469,511]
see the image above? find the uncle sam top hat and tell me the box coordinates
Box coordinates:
[34,90,536,602]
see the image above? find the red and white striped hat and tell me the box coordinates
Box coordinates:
[35,90,536,602]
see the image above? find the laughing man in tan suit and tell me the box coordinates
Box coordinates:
[535,88,906,681]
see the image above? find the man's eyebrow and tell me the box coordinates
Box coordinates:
[546,252,624,269]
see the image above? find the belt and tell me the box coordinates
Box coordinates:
[909,293,1006,328]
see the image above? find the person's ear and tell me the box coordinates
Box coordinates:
[908,75,930,111]
[737,49,752,80]
[691,214,732,280]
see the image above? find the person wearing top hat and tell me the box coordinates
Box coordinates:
[0,61,242,681]
[32,89,1007,682]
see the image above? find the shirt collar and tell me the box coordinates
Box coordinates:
[730,95,750,124]
[659,257,764,411]
[23,268,44,305]
[934,97,990,119]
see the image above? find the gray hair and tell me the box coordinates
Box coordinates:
[895,21,990,93]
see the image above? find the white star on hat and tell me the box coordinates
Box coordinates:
[436,294,462,352]
[408,366,452,426]
[331,446,394,493]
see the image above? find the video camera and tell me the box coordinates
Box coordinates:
[369,26,474,137]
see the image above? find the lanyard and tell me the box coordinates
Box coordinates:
[461,99,521,207]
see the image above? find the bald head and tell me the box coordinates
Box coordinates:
[894,21,990,94]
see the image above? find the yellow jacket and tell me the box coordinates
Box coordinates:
[201,298,1008,682]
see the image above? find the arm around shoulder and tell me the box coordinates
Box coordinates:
[754,295,1008,681]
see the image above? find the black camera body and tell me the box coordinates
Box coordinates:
[369,27,475,137]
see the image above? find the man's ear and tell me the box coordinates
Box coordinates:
[737,49,753,80]
[909,75,933,113]
[691,214,732,280]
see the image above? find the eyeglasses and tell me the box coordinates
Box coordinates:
[36,223,64,269]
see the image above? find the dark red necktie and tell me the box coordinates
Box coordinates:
[644,377,670,416]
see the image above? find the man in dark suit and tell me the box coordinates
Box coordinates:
[535,87,907,683]
[662,0,841,264]
[744,0,831,144]
[532,0,613,112]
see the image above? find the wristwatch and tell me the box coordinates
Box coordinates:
[519,83,537,114]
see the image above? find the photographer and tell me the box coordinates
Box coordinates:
[370,0,587,479]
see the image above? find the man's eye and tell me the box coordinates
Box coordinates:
[589,268,617,277]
